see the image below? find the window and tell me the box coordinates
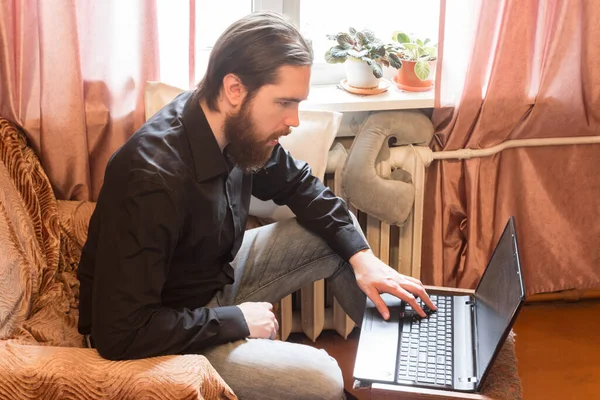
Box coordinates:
[157,0,440,88]
[157,0,253,89]
[195,1,253,83]
[299,0,440,84]
[300,1,439,41]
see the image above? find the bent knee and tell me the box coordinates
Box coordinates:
[292,348,344,400]
[205,340,345,400]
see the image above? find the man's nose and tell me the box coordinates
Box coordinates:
[285,109,300,128]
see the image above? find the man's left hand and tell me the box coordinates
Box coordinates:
[349,249,437,320]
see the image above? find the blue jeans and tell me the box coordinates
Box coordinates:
[203,215,367,400]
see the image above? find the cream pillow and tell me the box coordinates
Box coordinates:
[144,81,342,221]
[145,81,186,121]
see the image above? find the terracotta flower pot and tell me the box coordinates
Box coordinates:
[394,60,437,92]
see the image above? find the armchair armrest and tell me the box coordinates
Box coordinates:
[0,341,236,400]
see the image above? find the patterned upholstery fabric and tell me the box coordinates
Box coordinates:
[480,331,522,400]
[0,118,236,399]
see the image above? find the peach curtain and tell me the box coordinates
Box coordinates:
[423,0,600,295]
[0,1,176,200]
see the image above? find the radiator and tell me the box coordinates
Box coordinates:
[277,143,428,341]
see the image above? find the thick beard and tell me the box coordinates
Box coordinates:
[223,97,289,174]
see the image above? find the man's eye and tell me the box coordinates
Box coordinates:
[278,101,290,107]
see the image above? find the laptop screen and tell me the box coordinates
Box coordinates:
[473,217,525,387]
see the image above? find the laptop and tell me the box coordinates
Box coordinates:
[353,216,525,393]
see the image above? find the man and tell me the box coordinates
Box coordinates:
[78,11,436,400]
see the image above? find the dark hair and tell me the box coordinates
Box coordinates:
[194,11,313,111]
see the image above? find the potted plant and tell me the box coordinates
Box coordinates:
[390,32,438,91]
[325,27,402,89]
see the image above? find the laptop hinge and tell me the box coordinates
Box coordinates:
[471,297,479,384]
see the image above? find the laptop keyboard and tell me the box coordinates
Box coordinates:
[397,295,453,387]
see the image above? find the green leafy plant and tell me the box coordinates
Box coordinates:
[391,31,438,81]
[325,27,403,78]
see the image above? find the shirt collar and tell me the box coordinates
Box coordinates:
[181,93,229,182]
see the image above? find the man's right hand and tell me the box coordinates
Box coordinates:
[237,302,279,339]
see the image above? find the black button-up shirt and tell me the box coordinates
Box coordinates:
[77,91,369,360]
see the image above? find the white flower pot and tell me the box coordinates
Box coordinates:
[345,58,379,89]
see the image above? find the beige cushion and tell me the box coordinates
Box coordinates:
[144,82,342,222]
[145,81,188,121]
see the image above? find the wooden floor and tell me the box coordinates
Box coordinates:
[290,299,600,400]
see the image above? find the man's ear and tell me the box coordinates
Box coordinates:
[222,74,247,108]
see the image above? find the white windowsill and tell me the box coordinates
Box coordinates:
[301,83,435,113]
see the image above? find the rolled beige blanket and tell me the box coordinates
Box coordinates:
[342,111,434,226]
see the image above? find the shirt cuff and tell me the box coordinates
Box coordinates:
[213,306,251,343]
[329,225,371,262]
